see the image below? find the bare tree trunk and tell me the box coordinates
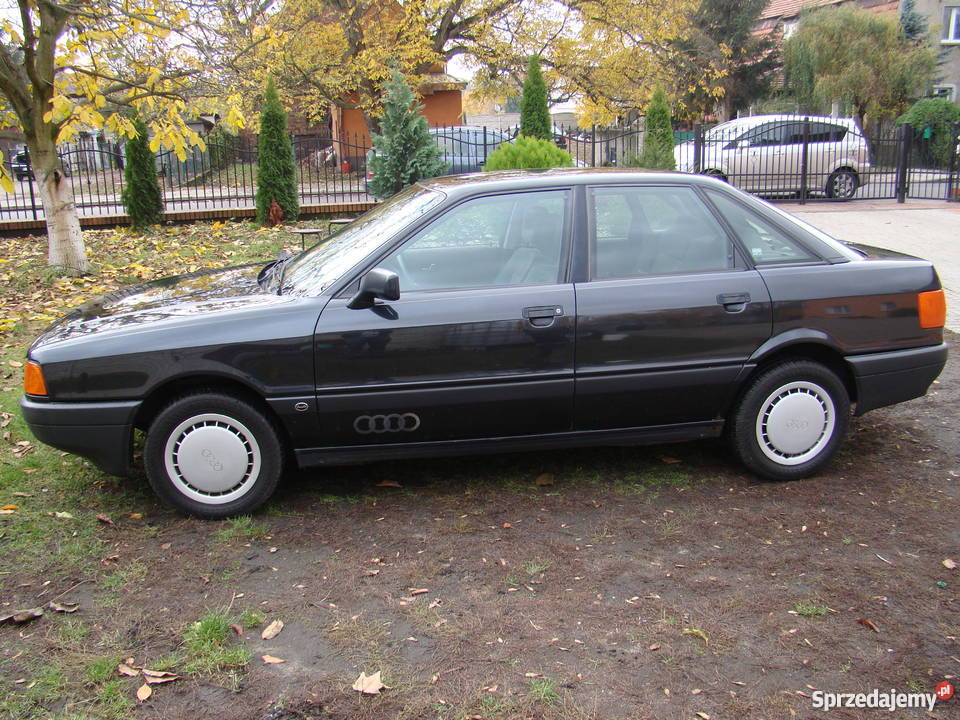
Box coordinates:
[31,144,90,276]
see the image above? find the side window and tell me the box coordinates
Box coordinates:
[706,190,817,265]
[808,122,848,143]
[744,123,786,147]
[591,186,735,279]
[381,191,568,291]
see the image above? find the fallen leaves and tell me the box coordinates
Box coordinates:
[682,628,709,646]
[261,655,286,664]
[0,606,43,625]
[117,660,180,701]
[857,618,880,633]
[944,558,957,570]
[142,669,178,684]
[47,601,79,613]
[352,671,388,695]
[261,619,284,640]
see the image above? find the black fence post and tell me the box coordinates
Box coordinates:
[799,117,810,205]
[895,122,911,204]
[591,125,597,168]
[947,122,959,203]
[25,151,38,221]
[693,124,703,174]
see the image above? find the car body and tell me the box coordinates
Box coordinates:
[11,150,33,181]
[21,169,947,517]
[674,115,871,200]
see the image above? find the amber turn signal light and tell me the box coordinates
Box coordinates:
[918,289,946,329]
[23,361,47,396]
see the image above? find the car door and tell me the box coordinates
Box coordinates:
[742,122,794,193]
[312,188,576,446]
[575,184,772,431]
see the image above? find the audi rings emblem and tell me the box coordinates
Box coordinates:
[354,413,421,434]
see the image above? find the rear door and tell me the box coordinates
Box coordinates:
[574,184,772,430]
[313,188,576,446]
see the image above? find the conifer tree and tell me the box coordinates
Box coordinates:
[368,71,448,200]
[121,117,164,232]
[640,88,676,170]
[520,55,551,140]
[255,78,299,225]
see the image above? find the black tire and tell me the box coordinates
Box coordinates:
[729,360,850,481]
[825,168,858,200]
[144,393,283,518]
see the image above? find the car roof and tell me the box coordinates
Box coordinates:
[429,126,511,135]
[418,167,721,196]
[711,115,860,132]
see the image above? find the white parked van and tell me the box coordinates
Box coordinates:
[674,115,870,200]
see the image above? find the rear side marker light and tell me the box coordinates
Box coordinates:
[918,289,946,329]
[24,361,47,396]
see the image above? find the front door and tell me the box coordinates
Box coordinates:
[313,189,576,446]
[576,184,772,430]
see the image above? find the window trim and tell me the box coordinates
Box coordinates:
[336,187,576,298]
[944,6,960,43]
[584,183,747,282]
[699,186,828,267]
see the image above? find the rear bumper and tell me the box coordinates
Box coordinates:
[19,397,140,477]
[846,343,947,415]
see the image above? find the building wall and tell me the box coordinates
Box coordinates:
[914,0,960,101]
[423,90,464,127]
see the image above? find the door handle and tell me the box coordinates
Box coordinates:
[717,292,751,312]
[523,305,563,327]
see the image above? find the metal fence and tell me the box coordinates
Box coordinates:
[2,119,957,222]
[677,119,960,204]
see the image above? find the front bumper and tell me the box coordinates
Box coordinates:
[19,397,140,477]
[846,343,948,415]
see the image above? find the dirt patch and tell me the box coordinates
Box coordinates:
[2,334,958,720]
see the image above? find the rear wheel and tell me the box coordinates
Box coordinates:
[825,168,858,200]
[144,393,283,518]
[729,360,850,480]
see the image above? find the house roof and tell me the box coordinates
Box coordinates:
[761,0,841,21]
[419,72,467,95]
[761,0,899,21]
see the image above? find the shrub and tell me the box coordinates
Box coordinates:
[640,88,676,170]
[368,71,448,200]
[520,55,551,141]
[121,116,164,232]
[255,78,298,225]
[898,98,960,168]
[483,136,574,170]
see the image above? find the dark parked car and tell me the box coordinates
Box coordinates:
[21,170,947,517]
[11,150,33,181]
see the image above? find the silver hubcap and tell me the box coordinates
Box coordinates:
[831,173,855,198]
[756,381,835,465]
[164,413,261,504]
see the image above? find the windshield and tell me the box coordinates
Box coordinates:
[280,185,444,295]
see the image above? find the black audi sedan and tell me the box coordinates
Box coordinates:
[21,170,947,517]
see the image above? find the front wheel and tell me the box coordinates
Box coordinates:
[729,360,850,480]
[825,168,858,200]
[144,393,283,518]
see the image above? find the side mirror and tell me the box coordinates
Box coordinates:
[347,268,400,309]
